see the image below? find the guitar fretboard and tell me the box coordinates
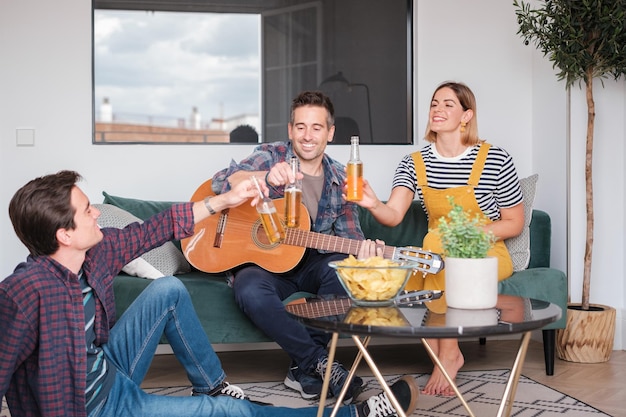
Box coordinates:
[285,298,352,318]
[283,228,396,259]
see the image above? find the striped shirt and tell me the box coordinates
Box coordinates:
[79,272,115,415]
[392,143,523,221]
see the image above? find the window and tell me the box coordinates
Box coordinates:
[93,0,413,145]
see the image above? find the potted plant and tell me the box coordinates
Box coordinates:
[514,0,626,362]
[437,197,497,309]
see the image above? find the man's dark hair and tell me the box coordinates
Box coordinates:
[9,170,82,257]
[229,124,259,143]
[290,90,335,127]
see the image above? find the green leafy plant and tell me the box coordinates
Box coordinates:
[437,196,496,259]
[514,0,626,310]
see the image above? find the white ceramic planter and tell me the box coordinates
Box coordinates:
[445,257,498,309]
[446,307,499,327]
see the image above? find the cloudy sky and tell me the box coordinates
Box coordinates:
[94,10,260,127]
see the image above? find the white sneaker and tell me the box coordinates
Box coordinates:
[192,382,245,400]
[357,376,419,417]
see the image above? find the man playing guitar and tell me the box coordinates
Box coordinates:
[211,91,380,404]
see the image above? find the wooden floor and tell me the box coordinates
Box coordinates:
[143,339,624,416]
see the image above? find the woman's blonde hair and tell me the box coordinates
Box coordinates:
[424,81,481,146]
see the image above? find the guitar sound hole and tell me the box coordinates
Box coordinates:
[252,220,281,249]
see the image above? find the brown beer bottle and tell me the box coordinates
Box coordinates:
[284,156,302,228]
[346,136,363,201]
[251,175,285,244]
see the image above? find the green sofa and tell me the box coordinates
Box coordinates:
[111,198,566,376]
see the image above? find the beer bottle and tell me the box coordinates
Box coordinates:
[346,136,363,201]
[284,156,302,227]
[251,175,285,244]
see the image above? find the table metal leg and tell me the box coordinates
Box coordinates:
[322,331,532,417]
[497,331,531,417]
[327,334,406,417]
[351,335,407,417]
[422,331,532,417]
[317,332,339,417]
[329,335,369,413]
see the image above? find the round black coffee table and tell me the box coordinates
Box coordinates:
[286,294,561,417]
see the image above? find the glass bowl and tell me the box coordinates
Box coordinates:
[328,257,418,306]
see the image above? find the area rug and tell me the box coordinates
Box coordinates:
[0,370,611,416]
[144,369,612,416]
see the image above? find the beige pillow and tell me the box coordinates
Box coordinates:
[95,204,191,279]
[505,174,538,271]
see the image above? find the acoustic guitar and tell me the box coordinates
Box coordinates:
[181,179,444,275]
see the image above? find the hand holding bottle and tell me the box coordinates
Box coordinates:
[251,175,286,244]
[264,160,304,188]
[342,172,380,211]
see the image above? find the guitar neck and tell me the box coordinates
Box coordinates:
[286,297,352,318]
[283,228,396,259]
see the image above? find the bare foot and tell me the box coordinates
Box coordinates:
[422,349,464,396]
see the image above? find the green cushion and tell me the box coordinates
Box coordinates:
[357,203,428,248]
[102,191,178,219]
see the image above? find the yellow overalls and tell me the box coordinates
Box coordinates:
[405,143,513,312]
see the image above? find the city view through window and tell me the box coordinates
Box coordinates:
[94,10,261,144]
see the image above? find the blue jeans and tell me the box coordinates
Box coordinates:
[92,276,356,417]
[233,251,348,373]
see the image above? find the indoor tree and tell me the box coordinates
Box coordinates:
[514,0,626,311]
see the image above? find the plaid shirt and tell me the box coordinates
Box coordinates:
[0,203,195,417]
[212,141,364,242]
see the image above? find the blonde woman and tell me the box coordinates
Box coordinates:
[355,81,524,396]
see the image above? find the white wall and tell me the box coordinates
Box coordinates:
[1,0,624,349]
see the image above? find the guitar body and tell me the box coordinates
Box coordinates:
[181,179,311,273]
[182,179,443,275]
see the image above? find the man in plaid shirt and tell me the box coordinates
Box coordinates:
[0,170,419,417]
[212,91,385,404]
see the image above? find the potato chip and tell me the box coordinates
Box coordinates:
[344,307,409,326]
[330,256,415,303]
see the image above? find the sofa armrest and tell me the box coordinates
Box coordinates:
[528,210,551,269]
[498,267,567,329]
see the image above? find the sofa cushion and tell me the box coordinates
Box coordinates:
[95,203,191,279]
[103,191,178,219]
[357,202,429,249]
[102,191,184,251]
[505,174,539,271]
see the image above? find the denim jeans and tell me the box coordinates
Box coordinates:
[233,251,348,373]
[92,276,357,417]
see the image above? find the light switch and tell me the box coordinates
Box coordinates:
[16,128,35,147]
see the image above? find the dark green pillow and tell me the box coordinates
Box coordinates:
[357,202,429,248]
[102,191,180,220]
